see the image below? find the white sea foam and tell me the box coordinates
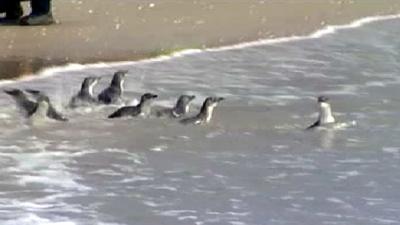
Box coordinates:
[149,144,168,152]
[120,176,154,183]
[265,173,288,181]
[178,216,198,221]
[17,173,90,191]
[382,147,399,154]
[88,169,124,176]
[104,148,146,164]
[157,209,197,217]
[0,14,399,86]
[2,213,76,225]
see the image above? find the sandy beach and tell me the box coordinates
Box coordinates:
[0,0,399,79]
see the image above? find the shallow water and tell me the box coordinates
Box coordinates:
[0,17,400,225]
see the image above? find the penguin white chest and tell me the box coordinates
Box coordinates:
[205,104,217,123]
[319,102,335,124]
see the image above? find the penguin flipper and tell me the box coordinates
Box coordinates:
[4,88,23,96]
[180,116,201,125]
[108,106,142,119]
[108,108,124,118]
[47,106,68,121]
[4,89,37,116]
[306,120,320,130]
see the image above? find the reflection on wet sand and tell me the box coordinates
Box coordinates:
[0,57,67,80]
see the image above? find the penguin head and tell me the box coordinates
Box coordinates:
[140,93,158,103]
[82,76,101,90]
[84,76,101,85]
[206,96,224,106]
[318,96,329,103]
[176,95,196,107]
[111,70,128,87]
[173,95,196,116]
[201,96,224,110]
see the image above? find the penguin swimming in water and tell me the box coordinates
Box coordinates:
[306,96,335,130]
[69,76,101,108]
[97,70,127,104]
[24,89,69,121]
[108,93,158,119]
[5,88,68,121]
[155,95,196,118]
[180,97,224,125]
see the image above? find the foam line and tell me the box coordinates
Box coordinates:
[0,14,399,86]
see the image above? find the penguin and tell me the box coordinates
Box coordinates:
[155,95,196,118]
[69,76,101,108]
[24,89,69,121]
[306,96,335,130]
[108,93,158,119]
[180,97,224,125]
[97,70,127,104]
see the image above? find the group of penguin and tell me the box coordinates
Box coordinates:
[4,70,336,129]
[4,70,225,125]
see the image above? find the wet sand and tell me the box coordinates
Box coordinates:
[0,0,400,79]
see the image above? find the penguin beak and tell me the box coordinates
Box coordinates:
[152,94,158,99]
[189,95,196,100]
[216,97,225,102]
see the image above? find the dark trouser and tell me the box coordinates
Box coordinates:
[0,1,22,18]
[0,0,51,17]
[31,0,52,15]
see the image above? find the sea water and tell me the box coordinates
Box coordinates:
[0,16,399,225]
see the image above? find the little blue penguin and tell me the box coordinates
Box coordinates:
[155,94,196,118]
[180,97,224,125]
[25,89,69,121]
[98,70,127,104]
[108,93,158,118]
[306,96,335,130]
[69,76,101,108]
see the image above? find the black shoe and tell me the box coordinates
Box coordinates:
[0,17,20,25]
[19,13,54,26]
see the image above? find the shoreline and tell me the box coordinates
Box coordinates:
[2,13,399,87]
[1,0,400,80]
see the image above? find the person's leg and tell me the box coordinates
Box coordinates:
[0,1,23,20]
[20,0,54,25]
[0,1,7,13]
[30,0,51,15]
